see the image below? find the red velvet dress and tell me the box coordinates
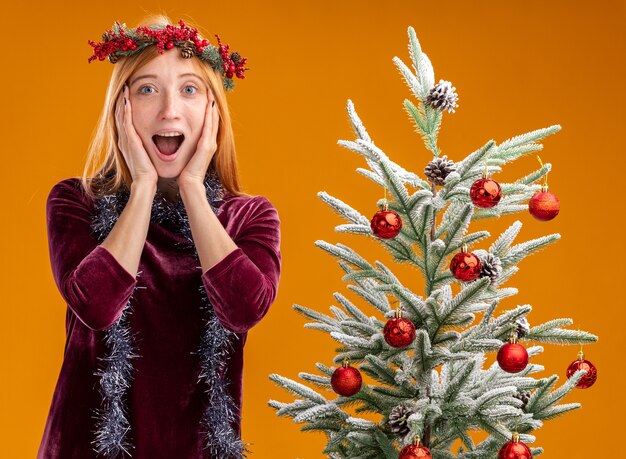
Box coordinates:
[38,178,281,458]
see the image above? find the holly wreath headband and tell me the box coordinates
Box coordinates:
[87,19,249,91]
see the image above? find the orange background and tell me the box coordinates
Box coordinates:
[1,1,624,457]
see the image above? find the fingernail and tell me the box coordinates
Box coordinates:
[212,100,215,107]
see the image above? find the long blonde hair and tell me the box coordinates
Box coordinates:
[81,14,247,199]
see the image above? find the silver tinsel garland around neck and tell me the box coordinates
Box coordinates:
[89,170,248,458]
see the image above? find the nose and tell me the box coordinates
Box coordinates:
[158,91,182,120]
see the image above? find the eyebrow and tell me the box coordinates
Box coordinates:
[129,73,203,85]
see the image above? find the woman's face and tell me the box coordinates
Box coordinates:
[127,51,210,179]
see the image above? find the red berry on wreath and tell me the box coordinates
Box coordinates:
[399,438,432,459]
[383,309,416,348]
[331,361,362,397]
[497,336,529,374]
[166,41,175,50]
[566,350,597,389]
[450,244,482,282]
[498,432,532,459]
[370,209,402,239]
[529,185,560,221]
[470,177,502,208]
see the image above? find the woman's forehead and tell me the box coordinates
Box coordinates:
[132,51,203,81]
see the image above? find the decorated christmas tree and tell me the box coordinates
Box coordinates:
[269,27,598,458]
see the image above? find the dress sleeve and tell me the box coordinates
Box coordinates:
[46,179,138,331]
[201,196,282,333]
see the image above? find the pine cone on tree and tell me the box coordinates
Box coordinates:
[181,42,195,59]
[474,250,502,283]
[425,80,459,113]
[387,404,416,435]
[424,155,456,186]
[514,391,531,411]
[515,317,531,339]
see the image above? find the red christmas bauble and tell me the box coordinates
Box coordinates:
[399,443,433,459]
[383,317,416,348]
[497,342,529,373]
[528,190,560,221]
[566,355,597,389]
[331,365,362,396]
[450,251,482,282]
[470,178,502,208]
[370,210,403,239]
[498,439,532,459]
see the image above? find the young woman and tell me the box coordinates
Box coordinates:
[38,16,281,458]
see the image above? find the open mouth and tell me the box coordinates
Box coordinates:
[152,133,185,156]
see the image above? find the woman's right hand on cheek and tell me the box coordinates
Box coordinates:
[115,84,158,187]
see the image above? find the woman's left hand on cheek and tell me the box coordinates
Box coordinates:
[178,91,219,187]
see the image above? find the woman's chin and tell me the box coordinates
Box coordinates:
[155,165,183,179]
[151,155,184,177]
[150,148,193,179]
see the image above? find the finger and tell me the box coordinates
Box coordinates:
[123,84,133,131]
[114,88,122,127]
[210,93,219,142]
[197,93,214,151]
[115,91,123,144]
[206,90,218,146]
[115,86,126,129]
[121,87,139,144]
[116,86,128,152]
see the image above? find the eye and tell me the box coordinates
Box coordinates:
[138,85,155,94]
[183,85,198,95]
